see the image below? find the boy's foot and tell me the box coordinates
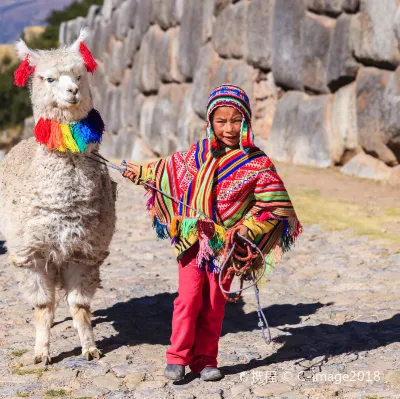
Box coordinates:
[200,367,223,381]
[164,364,185,380]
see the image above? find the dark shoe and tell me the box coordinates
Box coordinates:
[164,364,185,380]
[200,367,223,381]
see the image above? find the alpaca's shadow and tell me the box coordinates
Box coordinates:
[0,241,7,255]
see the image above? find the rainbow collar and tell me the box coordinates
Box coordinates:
[34,109,104,153]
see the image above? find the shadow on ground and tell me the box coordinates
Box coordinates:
[220,313,400,375]
[0,241,7,255]
[52,292,400,370]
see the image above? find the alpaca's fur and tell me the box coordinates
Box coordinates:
[0,29,116,364]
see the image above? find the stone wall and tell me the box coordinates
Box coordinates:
[60,0,400,183]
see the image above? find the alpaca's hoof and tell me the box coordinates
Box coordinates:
[34,354,51,365]
[9,254,29,267]
[83,347,101,361]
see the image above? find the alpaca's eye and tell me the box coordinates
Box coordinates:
[47,78,54,83]
[77,76,81,81]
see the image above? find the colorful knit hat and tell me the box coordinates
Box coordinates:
[206,84,255,154]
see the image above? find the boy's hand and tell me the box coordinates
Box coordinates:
[238,224,249,239]
[122,162,140,182]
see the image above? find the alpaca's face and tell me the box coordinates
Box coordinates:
[32,50,91,112]
[15,30,95,123]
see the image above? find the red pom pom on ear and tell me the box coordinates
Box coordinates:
[79,42,97,74]
[14,55,35,87]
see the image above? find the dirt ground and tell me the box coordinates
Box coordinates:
[0,161,399,399]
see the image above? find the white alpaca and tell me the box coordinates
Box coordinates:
[0,29,116,364]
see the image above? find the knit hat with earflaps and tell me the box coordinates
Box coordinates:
[206,84,255,156]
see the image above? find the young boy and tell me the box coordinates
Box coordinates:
[123,84,302,381]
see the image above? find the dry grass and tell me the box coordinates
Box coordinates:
[291,188,400,247]
[23,26,45,43]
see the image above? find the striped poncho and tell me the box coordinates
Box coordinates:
[137,137,302,273]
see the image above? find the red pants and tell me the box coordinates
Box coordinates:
[166,243,233,373]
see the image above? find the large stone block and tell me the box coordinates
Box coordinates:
[302,12,336,93]
[125,91,145,133]
[246,0,274,70]
[202,0,215,43]
[86,5,101,30]
[59,22,67,45]
[214,0,230,16]
[122,29,136,68]
[230,63,255,103]
[327,13,360,90]
[101,0,113,21]
[307,0,344,16]
[157,27,184,83]
[307,0,360,14]
[123,27,139,68]
[191,43,222,120]
[342,0,360,12]
[269,92,336,167]
[331,82,359,163]
[230,1,247,59]
[150,84,190,156]
[64,17,86,45]
[253,73,280,140]
[112,127,136,159]
[152,0,176,30]
[178,89,207,151]
[131,136,157,161]
[381,66,400,163]
[115,0,136,40]
[171,0,184,26]
[356,67,399,166]
[132,0,152,49]
[91,20,112,62]
[139,96,158,152]
[272,0,306,90]
[269,92,307,163]
[179,0,205,80]
[85,15,101,52]
[211,2,247,59]
[353,0,400,68]
[136,25,164,95]
[91,61,108,107]
[121,66,140,129]
[293,94,335,167]
[389,165,400,185]
[107,86,122,134]
[341,152,393,181]
[212,4,233,58]
[107,38,124,85]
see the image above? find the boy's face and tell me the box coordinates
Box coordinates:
[212,106,243,147]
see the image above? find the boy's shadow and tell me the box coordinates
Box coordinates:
[0,241,7,255]
[52,292,400,372]
[91,295,327,353]
[220,312,400,375]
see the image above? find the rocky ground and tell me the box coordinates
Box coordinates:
[0,168,399,399]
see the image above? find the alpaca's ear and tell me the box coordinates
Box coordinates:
[15,39,40,65]
[14,40,38,87]
[69,28,97,74]
[69,27,90,52]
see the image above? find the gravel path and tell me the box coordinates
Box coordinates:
[0,175,399,399]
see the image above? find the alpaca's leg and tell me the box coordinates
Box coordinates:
[19,266,57,365]
[62,262,101,360]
